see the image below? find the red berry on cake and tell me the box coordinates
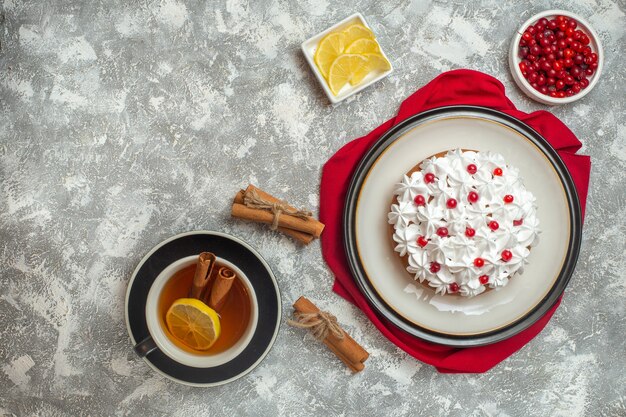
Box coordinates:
[467,164,477,174]
[424,173,436,183]
[493,167,503,176]
[430,262,441,273]
[501,249,513,262]
[465,227,476,237]
[504,194,514,203]
[417,236,428,247]
[414,195,426,206]
[468,191,479,203]
[436,227,449,237]
[473,257,485,267]
[446,198,457,209]
[513,218,524,226]
[449,283,460,293]
[479,275,489,284]
[489,221,500,231]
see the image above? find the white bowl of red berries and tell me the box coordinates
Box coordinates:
[509,10,603,105]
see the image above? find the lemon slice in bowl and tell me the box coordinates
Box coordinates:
[343,24,375,45]
[166,298,221,351]
[328,54,369,94]
[345,38,380,54]
[362,53,392,72]
[314,32,346,79]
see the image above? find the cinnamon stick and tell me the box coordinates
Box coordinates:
[232,190,314,244]
[189,252,216,300]
[292,296,369,372]
[231,185,324,238]
[208,266,236,311]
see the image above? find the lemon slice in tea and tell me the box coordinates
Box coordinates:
[166,298,221,351]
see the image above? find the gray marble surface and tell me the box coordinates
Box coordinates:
[1,0,625,416]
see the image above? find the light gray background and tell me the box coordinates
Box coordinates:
[1,1,625,416]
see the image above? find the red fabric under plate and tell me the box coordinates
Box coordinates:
[319,69,591,373]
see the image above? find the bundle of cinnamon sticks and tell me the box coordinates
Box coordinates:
[290,296,369,372]
[189,252,235,311]
[231,184,325,244]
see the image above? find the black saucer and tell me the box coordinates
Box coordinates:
[125,231,281,386]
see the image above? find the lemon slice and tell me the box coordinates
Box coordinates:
[328,54,369,94]
[343,24,375,45]
[314,32,346,79]
[345,38,380,54]
[166,298,221,351]
[362,53,392,72]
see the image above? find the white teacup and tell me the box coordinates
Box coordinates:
[134,255,259,368]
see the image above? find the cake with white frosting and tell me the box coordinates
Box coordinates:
[388,149,540,297]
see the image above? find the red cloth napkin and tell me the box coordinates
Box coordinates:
[319,69,591,373]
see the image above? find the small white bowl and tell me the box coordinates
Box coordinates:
[509,10,603,105]
[301,13,394,104]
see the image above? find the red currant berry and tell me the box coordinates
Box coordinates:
[436,227,449,237]
[417,236,428,248]
[501,249,513,262]
[424,173,435,183]
[430,262,441,273]
[513,218,524,226]
[446,198,457,209]
[504,195,514,204]
[449,282,460,293]
[479,275,489,285]
[493,167,503,176]
[468,191,479,203]
[465,227,476,238]
[414,194,426,206]
[489,221,500,231]
[467,164,477,174]
[473,257,485,267]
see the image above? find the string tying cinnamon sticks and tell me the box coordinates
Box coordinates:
[288,311,344,341]
[243,188,312,230]
[231,185,325,244]
[289,296,369,372]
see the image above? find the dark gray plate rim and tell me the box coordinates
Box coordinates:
[343,105,582,347]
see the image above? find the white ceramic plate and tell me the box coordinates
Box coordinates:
[344,106,582,346]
